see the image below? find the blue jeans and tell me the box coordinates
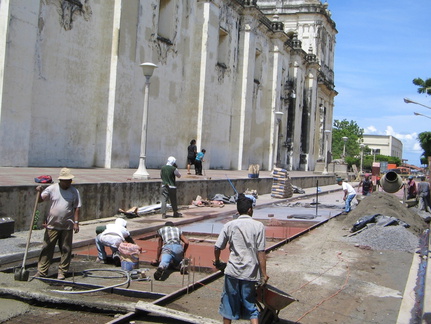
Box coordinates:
[219,275,259,320]
[345,194,356,212]
[95,234,118,260]
[159,243,184,270]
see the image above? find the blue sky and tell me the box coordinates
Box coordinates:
[328,1,431,167]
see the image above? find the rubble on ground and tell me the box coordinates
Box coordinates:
[191,195,225,207]
[344,225,419,252]
[346,192,429,236]
[341,192,429,252]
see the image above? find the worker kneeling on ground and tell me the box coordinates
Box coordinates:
[95,218,135,266]
[152,221,189,280]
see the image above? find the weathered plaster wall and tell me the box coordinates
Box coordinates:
[0,0,337,172]
[0,1,39,166]
[29,1,113,166]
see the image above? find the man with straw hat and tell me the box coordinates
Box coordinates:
[34,168,81,280]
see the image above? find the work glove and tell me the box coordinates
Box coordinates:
[213,260,227,272]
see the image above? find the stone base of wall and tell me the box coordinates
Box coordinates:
[2,175,336,232]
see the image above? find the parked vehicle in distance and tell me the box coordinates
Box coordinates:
[383,167,410,176]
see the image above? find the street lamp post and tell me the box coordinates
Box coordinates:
[322,130,331,175]
[342,136,348,158]
[372,149,377,162]
[404,98,431,110]
[133,62,158,179]
[414,112,431,120]
[273,111,284,169]
[360,143,364,174]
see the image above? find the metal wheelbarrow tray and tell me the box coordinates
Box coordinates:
[256,284,297,323]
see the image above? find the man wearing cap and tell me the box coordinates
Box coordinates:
[95,218,135,265]
[160,156,182,218]
[337,177,356,214]
[35,168,81,280]
[152,221,189,280]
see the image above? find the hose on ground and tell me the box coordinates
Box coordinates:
[51,268,130,294]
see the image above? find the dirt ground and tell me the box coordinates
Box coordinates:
[172,220,412,323]
[167,192,429,323]
[1,192,429,323]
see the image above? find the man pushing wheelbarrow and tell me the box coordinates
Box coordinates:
[213,193,296,323]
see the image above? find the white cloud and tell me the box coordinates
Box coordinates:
[362,125,423,164]
[365,126,377,133]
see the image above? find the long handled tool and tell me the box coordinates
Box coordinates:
[14,191,40,281]
[225,175,239,196]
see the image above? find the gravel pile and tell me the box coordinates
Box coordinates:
[344,225,419,252]
[346,192,429,236]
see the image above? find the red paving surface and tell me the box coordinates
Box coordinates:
[74,223,314,267]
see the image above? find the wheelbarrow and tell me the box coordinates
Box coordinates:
[256,284,297,323]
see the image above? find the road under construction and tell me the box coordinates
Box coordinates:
[0,170,430,323]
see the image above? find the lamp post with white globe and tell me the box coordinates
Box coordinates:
[342,136,348,158]
[133,62,158,179]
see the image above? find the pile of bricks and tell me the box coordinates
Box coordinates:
[271,168,293,198]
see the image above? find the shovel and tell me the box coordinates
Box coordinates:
[14,191,40,281]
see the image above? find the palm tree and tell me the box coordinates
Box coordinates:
[412,77,431,95]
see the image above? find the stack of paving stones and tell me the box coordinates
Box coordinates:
[271,168,293,198]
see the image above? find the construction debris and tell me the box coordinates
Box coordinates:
[271,168,293,199]
[342,192,428,252]
[345,192,429,236]
[191,195,225,208]
[119,204,171,218]
[350,214,409,233]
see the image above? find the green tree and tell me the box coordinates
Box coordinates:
[412,77,431,95]
[332,119,364,159]
[418,132,431,166]
[344,150,401,172]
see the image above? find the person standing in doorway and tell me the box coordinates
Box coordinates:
[160,156,182,218]
[195,149,206,175]
[213,194,269,324]
[187,139,197,175]
[337,177,356,214]
[35,168,81,280]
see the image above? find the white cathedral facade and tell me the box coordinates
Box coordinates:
[0,0,337,171]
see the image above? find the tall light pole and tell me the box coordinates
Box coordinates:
[360,143,364,174]
[273,111,284,169]
[342,136,348,158]
[414,112,431,120]
[133,62,158,179]
[404,98,431,110]
[323,130,331,174]
[372,149,377,162]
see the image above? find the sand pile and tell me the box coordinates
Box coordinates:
[346,192,429,236]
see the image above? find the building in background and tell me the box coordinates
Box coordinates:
[0,0,337,171]
[362,135,403,159]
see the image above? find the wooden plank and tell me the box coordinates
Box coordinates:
[135,301,219,324]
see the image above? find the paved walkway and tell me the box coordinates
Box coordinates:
[0,166,317,186]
